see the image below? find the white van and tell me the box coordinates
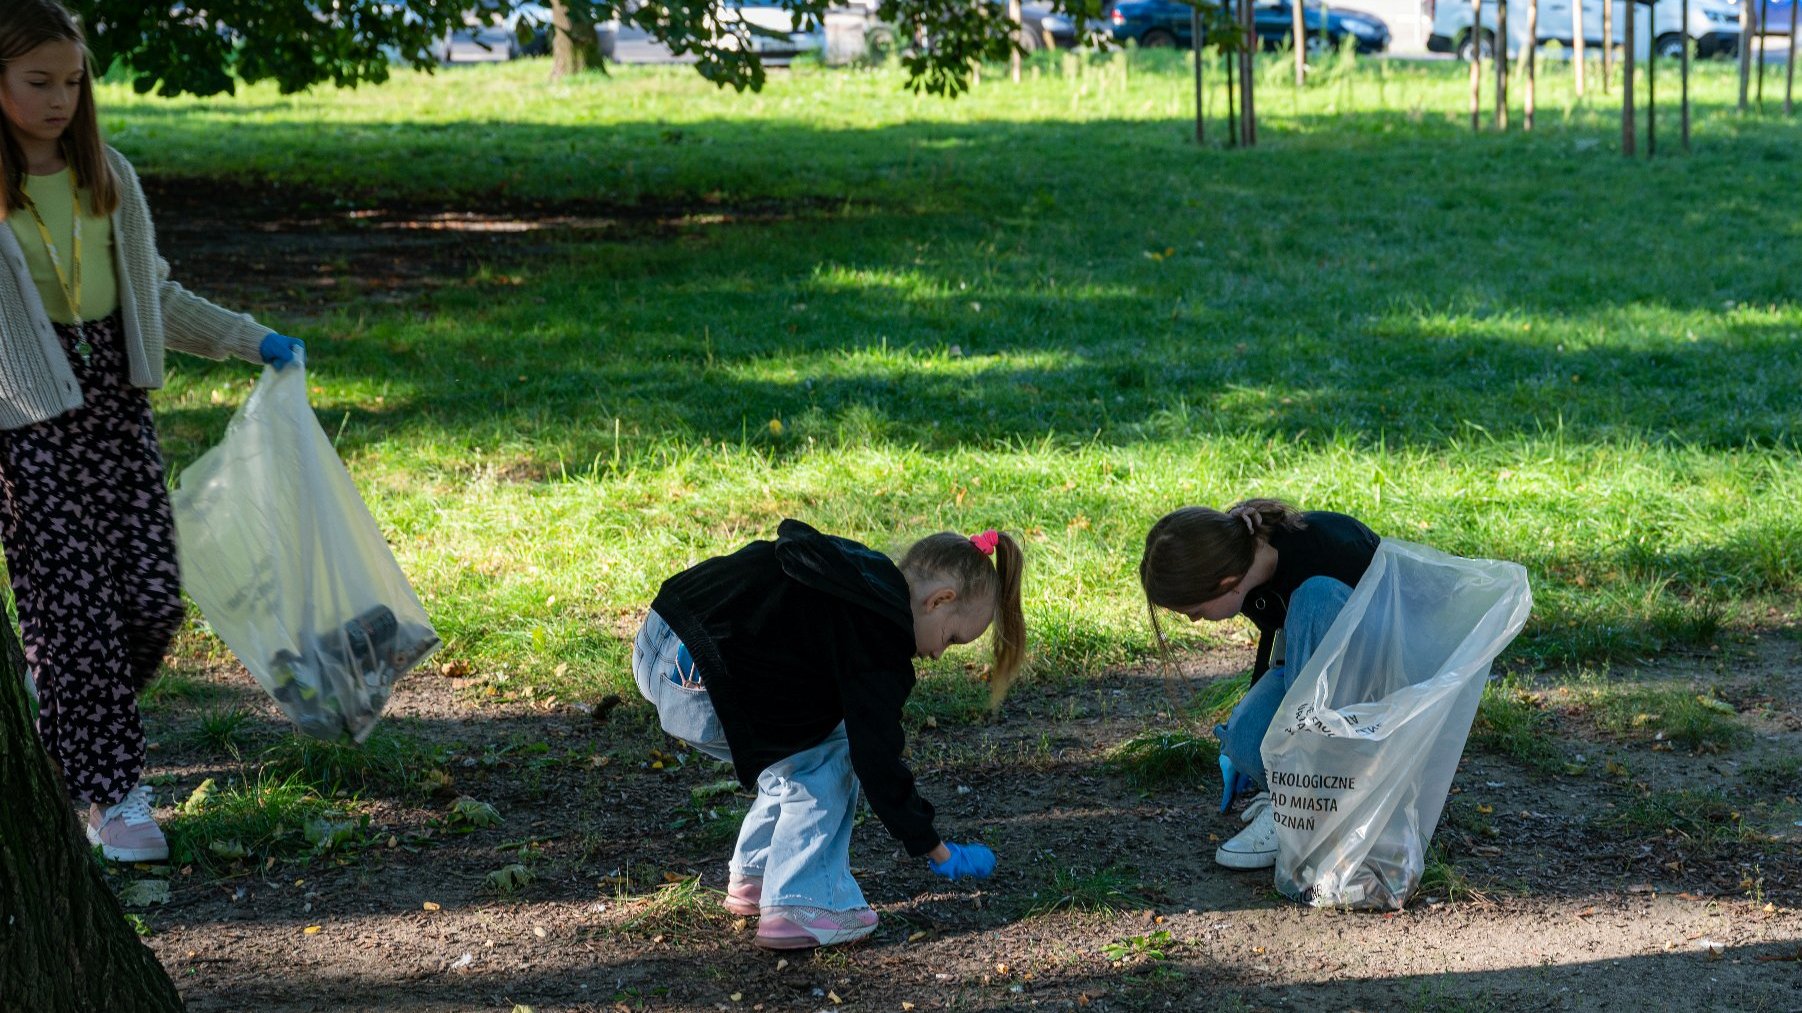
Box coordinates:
[1426,0,1742,60]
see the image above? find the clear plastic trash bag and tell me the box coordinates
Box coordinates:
[1260,539,1532,910]
[171,362,439,742]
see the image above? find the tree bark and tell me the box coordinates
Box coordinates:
[1470,0,1483,131]
[1573,0,1585,95]
[1602,0,1612,92]
[0,622,185,1011]
[1496,0,1509,128]
[1010,0,1022,83]
[1525,0,1537,129]
[1623,0,1636,153]
[551,0,602,80]
[1756,0,1768,108]
[1292,0,1307,86]
[1787,0,1797,116]
[1738,0,1752,109]
[1240,0,1258,146]
[1194,5,1207,143]
[1682,0,1691,149]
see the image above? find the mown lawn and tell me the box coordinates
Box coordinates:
[92,51,1800,703]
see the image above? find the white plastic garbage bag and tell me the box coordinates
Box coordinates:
[1261,539,1531,910]
[171,363,439,742]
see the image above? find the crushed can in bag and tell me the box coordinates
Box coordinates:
[173,361,440,743]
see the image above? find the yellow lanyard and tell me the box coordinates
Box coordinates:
[20,170,91,364]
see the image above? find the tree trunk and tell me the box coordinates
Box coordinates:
[1646,5,1656,156]
[1010,0,1022,83]
[1573,0,1585,95]
[1470,0,1483,131]
[1756,0,1768,108]
[1623,0,1636,153]
[1240,0,1258,146]
[1292,0,1307,86]
[1682,0,1691,149]
[1602,0,1612,92]
[1738,0,1752,109]
[1787,0,1797,116]
[1525,0,1537,128]
[1496,0,1508,128]
[551,0,602,80]
[0,622,185,1011]
[1194,5,1207,143]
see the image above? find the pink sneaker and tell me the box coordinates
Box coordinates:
[723,873,762,916]
[754,905,878,949]
[87,784,169,863]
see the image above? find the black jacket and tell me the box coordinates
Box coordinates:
[1240,511,1381,681]
[649,519,940,856]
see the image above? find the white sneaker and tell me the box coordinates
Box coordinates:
[1215,793,1278,870]
[86,784,170,863]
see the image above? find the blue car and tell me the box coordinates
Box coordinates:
[1105,0,1391,53]
[1748,0,1797,33]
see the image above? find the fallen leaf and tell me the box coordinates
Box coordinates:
[532,926,547,939]
[1471,845,1503,857]
[1574,907,1597,919]
[1252,947,1266,955]
[423,901,441,912]
[1475,804,1494,815]
[827,991,842,1004]
[730,993,743,1002]
[303,925,322,935]
[775,959,789,971]
[907,930,928,942]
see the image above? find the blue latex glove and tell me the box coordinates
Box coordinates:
[928,841,997,881]
[259,333,305,371]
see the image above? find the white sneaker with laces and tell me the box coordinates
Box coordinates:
[1216,792,1279,870]
[86,783,170,863]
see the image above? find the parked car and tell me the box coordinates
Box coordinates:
[1747,0,1796,33]
[711,0,827,57]
[1015,2,1090,50]
[1425,0,1741,60]
[438,18,520,62]
[1104,0,1392,54]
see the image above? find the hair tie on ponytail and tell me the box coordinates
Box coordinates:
[969,529,1000,556]
[1228,508,1256,536]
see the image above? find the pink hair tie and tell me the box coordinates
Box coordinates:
[970,529,1000,556]
[1232,509,1255,535]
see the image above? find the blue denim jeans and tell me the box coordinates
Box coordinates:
[632,611,868,912]
[1218,576,1353,790]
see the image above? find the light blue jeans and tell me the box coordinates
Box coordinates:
[1218,576,1353,791]
[632,611,869,912]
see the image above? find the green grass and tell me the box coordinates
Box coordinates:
[1576,681,1751,753]
[1469,677,1563,774]
[1107,730,1220,792]
[164,773,362,871]
[191,707,253,754]
[1597,789,1756,852]
[258,725,449,798]
[1026,863,1149,916]
[1743,755,1802,794]
[55,52,1802,709]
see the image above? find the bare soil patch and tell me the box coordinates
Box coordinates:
[128,189,1802,1011]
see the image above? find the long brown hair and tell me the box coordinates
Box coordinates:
[899,530,1026,712]
[1138,499,1306,665]
[0,0,118,220]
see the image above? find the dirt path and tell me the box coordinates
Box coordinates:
[129,186,1802,1011]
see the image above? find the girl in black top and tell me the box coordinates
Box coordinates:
[635,519,1025,949]
[1140,499,1380,870]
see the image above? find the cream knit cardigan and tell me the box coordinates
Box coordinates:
[0,146,268,430]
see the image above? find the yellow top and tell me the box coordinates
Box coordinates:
[5,168,118,325]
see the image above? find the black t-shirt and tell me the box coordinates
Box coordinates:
[1238,511,1380,680]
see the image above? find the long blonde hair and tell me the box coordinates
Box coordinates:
[0,0,119,220]
[899,530,1026,711]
